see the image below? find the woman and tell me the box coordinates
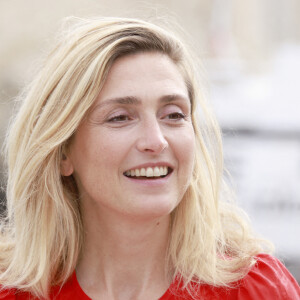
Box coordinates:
[0,17,299,299]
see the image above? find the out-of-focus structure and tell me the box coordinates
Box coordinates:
[1,0,299,282]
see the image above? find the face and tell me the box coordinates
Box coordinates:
[61,52,195,221]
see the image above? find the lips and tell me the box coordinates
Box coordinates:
[123,166,172,179]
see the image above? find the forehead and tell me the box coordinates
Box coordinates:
[108,52,182,78]
[94,52,189,104]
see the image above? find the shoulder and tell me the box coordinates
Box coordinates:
[237,253,300,299]
[163,254,300,300]
[211,254,300,300]
[0,272,90,300]
[0,287,37,300]
[0,288,16,300]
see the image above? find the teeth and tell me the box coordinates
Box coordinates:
[164,167,168,175]
[146,167,154,177]
[153,167,160,176]
[125,166,169,178]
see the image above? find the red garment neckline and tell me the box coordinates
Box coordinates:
[71,271,172,299]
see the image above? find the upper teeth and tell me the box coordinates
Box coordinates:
[125,166,168,177]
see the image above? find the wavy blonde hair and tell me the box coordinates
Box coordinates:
[0,17,269,298]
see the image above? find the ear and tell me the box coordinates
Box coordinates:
[60,153,74,176]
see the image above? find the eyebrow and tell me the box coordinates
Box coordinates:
[94,93,190,110]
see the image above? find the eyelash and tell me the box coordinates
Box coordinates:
[107,114,131,122]
[165,112,186,120]
[106,111,187,123]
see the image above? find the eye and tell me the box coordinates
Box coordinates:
[165,112,186,120]
[160,104,189,123]
[107,114,132,122]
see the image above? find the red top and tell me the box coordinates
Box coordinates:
[0,254,299,299]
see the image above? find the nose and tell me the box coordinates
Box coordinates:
[136,118,168,154]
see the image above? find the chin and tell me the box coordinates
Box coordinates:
[128,196,179,221]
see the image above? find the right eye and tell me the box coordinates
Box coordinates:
[107,114,132,122]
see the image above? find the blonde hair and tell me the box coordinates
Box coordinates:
[0,17,269,298]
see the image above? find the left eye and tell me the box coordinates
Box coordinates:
[165,112,186,120]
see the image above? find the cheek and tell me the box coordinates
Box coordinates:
[94,134,128,166]
[172,127,195,181]
[82,128,119,159]
[179,128,196,164]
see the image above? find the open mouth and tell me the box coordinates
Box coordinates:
[123,166,173,179]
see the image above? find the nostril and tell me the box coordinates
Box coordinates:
[136,124,168,154]
[143,141,168,153]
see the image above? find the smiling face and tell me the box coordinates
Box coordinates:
[61,52,195,221]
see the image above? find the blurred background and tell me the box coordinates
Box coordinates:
[0,0,299,282]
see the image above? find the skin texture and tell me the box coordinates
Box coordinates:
[61,52,195,300]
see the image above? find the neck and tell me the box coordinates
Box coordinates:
[76,205,172,300]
